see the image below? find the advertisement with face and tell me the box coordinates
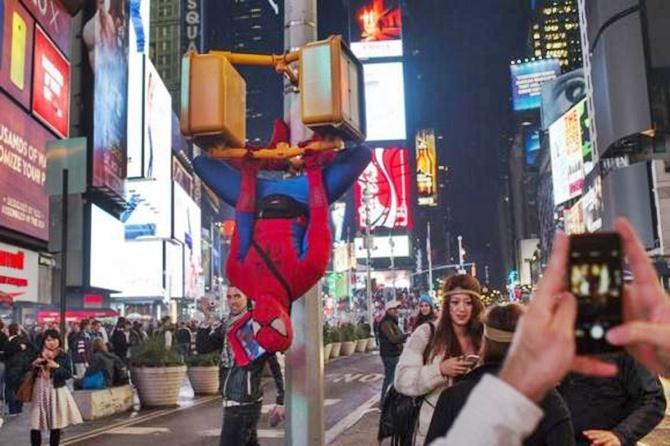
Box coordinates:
[363,62,406,142]
[355,147,412,230]
[582,176,603,233]
[0,0,34,109]
[83,0,129,196]
[0,241,38,302]
[540,69,585,129]
[0,92,49,240]
[173,182,202,299]
[510,59,561,112]
[349,0,402,59]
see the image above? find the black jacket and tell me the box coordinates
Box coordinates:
[28,350,73,389]
[111,329,130,359]
[426,363,575,446]
[558,353,666,446]
[0,330,8,361]
[85,350,128,386]
[4,335,33,387]
[379,314,407,357]
[176,328,192,344]
[71,331,93,364]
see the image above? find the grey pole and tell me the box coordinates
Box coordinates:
[364,184,375,336]
[283,1,323,445]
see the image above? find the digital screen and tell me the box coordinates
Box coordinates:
[85,0,130,197]
[0,92,49,240]
[363,62,406,142]
[32,26,70,138]
[564,198,585,235]
[0,0,34,109]
[355,147,412,229]
[416,129,438,206]
[582,176,603,233]
[112,240,163,298]
[541,68,585,129]
[523,125,541,166]
[173,182,202,299]
[0,241,38,302]
[330,201,346,243]
[510,59,561,111]
[90,205,125,291]
[354,235,410,258]
[19,0,72,57]
[349,0,402,59]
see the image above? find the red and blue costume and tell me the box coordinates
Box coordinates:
[193,133,370,366]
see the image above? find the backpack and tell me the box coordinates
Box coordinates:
[112,357,130,385]
[378,322,435,446]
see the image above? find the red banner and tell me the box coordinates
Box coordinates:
[37,309,119,323]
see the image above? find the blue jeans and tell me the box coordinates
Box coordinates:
[381,355,400,401]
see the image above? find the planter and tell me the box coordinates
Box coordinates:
[187,366,219,395]
[131,366,186,407]
[330,342,342,358]
[324,343,333,361]
[366,338,376,351]
[355,339,368,353]
[341,341,357,356]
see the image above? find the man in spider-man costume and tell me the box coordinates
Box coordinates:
[193,123,370,366]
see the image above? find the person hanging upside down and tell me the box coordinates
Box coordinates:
[193,125,370,366]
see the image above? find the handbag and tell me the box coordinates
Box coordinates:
[15,371,35,402]
[378,322,436,446]
[82,370,107,390]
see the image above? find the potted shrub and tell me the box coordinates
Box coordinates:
[323,325,333,362]
[340,323,357,356]
[186,352,219,395]
[130,336,186,407]
[330,326,342,358]
[355,323,371,353]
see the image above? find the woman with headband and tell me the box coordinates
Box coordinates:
[394,274,484,445]
[425,303,575,446]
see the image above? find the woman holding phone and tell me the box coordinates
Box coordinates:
[394,274,484,445]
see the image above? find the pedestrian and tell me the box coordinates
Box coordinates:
[0,320,7,427]
[378,299,408,401]
[175,321,192,361]
[394,273,484,445]
[90,320,109,346]
[83,338,128,388]
[70,319,92,379]
[425,303,575,446]
[410,294,437,333]
[29,329,82,446]
[4,323,32,415]
[198,287,285,446]
[111,319,131,364]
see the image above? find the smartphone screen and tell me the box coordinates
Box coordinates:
[568,233,623,355]
[10,11,26,89]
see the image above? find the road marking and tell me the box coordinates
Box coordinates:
[108,427,171,435]
[324,398,341,407]
[324,394,379,445]
[330,373,383,384]
[201,428,284,439]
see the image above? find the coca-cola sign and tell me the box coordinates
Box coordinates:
[0,241,39,302]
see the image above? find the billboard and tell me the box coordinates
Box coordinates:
[582,175,603,233]
[84,0,130,197]
[32,26,70,138]
[355,147,412,230]
[0,92,49,240]
[173,182,202,299]
[89,204,125,291]
[113,240,163,298]
[19,0,72,57]
[330,201,346,243]
[510,59,561,112]
[523,125,541,166]
[181,0,203,53]
[0,241,38,302]
[564,199,585,235]
[349,0,402,59]
[0,0,34,109]
[541,68,585,129]
[549,98,590,205]
[354,235,410,259]
[363,62,406,142]
[415,129,438,206]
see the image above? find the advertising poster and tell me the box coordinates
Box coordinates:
[89,204,125,291]
[355,147,412,230]
[113,240,163,297]
[84,0,129,196]
[363,62,406,142]
[0,92,49,240]
[349,0,402,59]
[354,235,410,259]
[416,129,438,206]
[0,241,38,302]
[564,104,584,197]
[523,125,541,166]
[564,198,585,235]
[173,182,202,299]
[582,176,603,233]
[19,0,72,57]
[549,101,588,206]
[540,68,585,129]
[32,26,70,138]
[510,59,561,112]
[0,0,34,109]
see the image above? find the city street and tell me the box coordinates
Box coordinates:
[0,352,383,445]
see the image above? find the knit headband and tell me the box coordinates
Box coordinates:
[443,289,481,299]
[484,325,515,343]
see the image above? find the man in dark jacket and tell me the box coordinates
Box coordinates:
[558,352,666,446]
[71,319,93,379]
[378,300,407,400]
[176,321,192,361]
[4,323,31,415]
[198,288,285,446]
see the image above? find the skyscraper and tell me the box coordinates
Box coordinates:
[150,0,183,109]
[529,0,582,70]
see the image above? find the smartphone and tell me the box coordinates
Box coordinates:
[10,11,26,89]
[568,233,623,355]
[236,319,266,361]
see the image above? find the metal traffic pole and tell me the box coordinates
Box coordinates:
[283,0,323,445]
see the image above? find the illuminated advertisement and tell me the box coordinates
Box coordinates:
[523,125,541,166]
[181,0,202,53]
[166,241,184,298]
[0,92,49,240]
[564,198,585,235]
[582,176,603,233]
[32,26,70,138]
[349,0,402,59]
[19,0,72,56]
[90,204,125,291]
[416,129,438,206]
[84,0,130,196]
[113,240,163,297]
[330,201,346,243]
[541,69,585,129]
[355,147,412,230]
[0,241,38,302]
[173,182,202,299]
[364,62,406,142]
[354,235,410,258]
[0,0,34,109]
[510,59,561,112]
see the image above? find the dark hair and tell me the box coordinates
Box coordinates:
[80,318,90,330]
[429,274,484,362]
[92,338,108,353]
[8,323,19,336]
[412,309,437,332]
[40,329,62,350]
[480,304,525,364]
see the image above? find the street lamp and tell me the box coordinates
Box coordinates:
[457,235,466,274]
